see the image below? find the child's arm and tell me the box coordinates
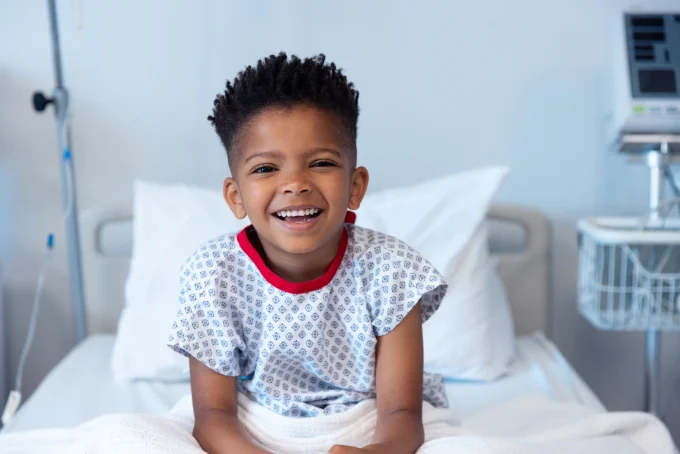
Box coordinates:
[367,300,426,453]
[330,302,426,454]
[190,357,271,454]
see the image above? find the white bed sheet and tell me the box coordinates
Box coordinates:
[445,332,605,419]
[3,335,189,433]
[3,332,604,433]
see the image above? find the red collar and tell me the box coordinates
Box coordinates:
[236,211,356,294]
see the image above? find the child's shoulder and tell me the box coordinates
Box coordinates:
[180,231,242,271]
[347,224,419,257]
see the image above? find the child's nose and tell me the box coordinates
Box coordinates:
[280,174,312,196]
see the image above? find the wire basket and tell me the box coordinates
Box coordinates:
[578,216,680,331]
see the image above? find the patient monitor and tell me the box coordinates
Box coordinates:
[616,13,680,155]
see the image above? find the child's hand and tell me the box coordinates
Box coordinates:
[329,443,391,454]
[329,445,365,454]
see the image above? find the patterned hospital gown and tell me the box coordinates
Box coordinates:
[167,215,449,417]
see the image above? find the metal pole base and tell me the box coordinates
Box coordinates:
[644,329,660,416]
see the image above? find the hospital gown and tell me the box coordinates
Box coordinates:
[168,217,449,417]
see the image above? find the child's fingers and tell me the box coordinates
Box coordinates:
[328,444,364,454]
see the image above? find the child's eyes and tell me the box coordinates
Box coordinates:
[311,161,337,168]
[253,166,276,174]
[251,162,336,173]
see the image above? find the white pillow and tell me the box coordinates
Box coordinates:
[111,181,249,382]
[355,167,508,278]
[113,167,511,382]
[355,167,515,380]
[421,225,515,380]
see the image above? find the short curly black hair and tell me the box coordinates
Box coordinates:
[208,52,359,166]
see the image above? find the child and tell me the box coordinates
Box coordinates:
[167,52,448,454]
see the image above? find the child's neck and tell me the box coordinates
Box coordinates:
[251,228,344,283]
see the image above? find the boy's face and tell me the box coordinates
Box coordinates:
[223,105,369,256]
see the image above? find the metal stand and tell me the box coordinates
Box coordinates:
[645,330,660,416]
[640,146,669,417]
[33,0,87,342]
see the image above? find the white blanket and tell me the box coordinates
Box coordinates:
[1,393,675,454]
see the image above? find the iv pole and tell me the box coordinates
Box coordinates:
[33,0,88,342]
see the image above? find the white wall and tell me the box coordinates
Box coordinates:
[1,0,679,438]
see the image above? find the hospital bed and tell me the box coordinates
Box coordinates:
[2,203,605,433]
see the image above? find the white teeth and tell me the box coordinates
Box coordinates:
[276,208,320,218]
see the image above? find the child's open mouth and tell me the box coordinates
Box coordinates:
[274,208,323,223]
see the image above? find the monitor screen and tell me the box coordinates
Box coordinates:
[638,69,677,94]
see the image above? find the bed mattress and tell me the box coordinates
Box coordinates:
[2,332,604,433]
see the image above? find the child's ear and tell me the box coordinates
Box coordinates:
[223,177,247,219]
[348,166,369,210]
